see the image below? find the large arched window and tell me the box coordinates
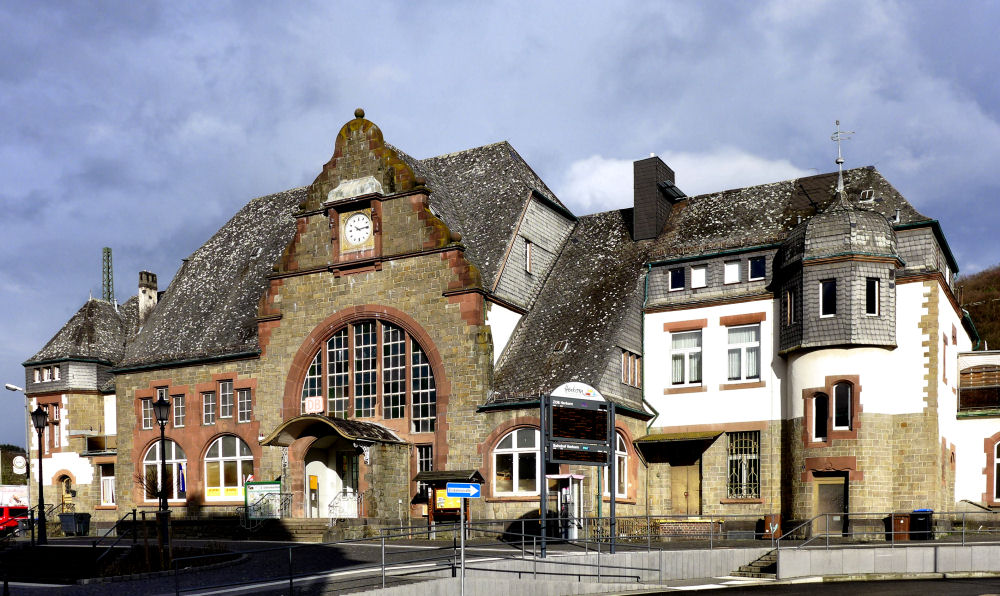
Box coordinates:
[493,428,539,496]
[204,435,254,501]
[603,432,629,498]
[143,440,186,502]
[301,319,437,432]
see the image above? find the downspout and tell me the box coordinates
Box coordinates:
[641,262,660,516]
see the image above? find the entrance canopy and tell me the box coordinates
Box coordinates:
[262,414,405,447]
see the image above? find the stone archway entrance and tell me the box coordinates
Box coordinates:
[262,414,406,519]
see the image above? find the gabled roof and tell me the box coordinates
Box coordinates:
[649,167,926,261]
[408,141,566,286]
[25,298,136,365]
[119,187,305,368]
[492,208,648,408]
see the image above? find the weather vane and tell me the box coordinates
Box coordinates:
[831,120,854,196]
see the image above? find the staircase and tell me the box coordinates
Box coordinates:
[731,549,777,579]
[252,518,329,542]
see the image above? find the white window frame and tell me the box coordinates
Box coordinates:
[724,261,741,284]
[820,279,837,317]
[173,394,185,428]
[203,392,216,425]
[219,381,234,419]
[621,351,641,388]
[416,444,433,496]
[33,369,40,383]
[43,367,51,381]
[748,256,766,281]
[99,464,116,507]
[726,324,761,382]
[143,439,186,503]
[524,239,533,274]
[690,265,707,289]
[203,435,254,502]
[237,388,252,423]
[995,443,1000,500]
[141,398,153,430]
[52,366,60,381]
[603,432,628,498]
[492,428,540,497]
[670,330,702,386]
[668,267,685,291]
[866,278,880,316]
[832,382,852,430]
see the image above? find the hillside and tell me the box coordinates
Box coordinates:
[958,264,1000,350]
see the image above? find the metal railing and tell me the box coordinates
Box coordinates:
[93,508,138,564]
[775,509,1000,550]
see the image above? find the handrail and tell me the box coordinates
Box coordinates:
[93,508,137,565]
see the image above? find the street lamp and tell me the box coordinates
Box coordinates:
[152,394,171,567]
[152,395,171,512]
[30,405,48,545]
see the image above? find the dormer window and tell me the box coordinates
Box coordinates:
[724,261,741,284]
[866,278,880,316]
[820,280,837,317]
[52,366,59,381]
[33,369,40,383]
[669,268,684,291]
[43,367,51,382]
[748,257,766,281]
[524,240,533,274]
[691,265,707,288]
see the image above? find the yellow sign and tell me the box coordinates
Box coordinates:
[435,489,461,510]
[207,488,221,497]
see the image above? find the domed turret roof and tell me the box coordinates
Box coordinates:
[779,193,898,267]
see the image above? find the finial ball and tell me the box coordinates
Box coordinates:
[355,108,365,119]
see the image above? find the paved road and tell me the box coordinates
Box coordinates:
[638,578,1000,594]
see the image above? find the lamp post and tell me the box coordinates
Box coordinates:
[152,394,171,566]
[30,405,48,545]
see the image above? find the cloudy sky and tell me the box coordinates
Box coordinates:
[1,1,998,447]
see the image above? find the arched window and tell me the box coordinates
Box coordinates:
[300,319,437,432]
[833,382,852,430]
[493,428,539,496]
[204,435,254,501]
[813,393,829,441]
[143,440,187,502]
[604,432,629,498]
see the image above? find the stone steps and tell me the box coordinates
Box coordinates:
[731,549,777,579]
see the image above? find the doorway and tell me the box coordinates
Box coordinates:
[304,438,360,518]
[671,463,701,516]
[811,474,848,536]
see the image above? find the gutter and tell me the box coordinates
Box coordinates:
[111,350,261,374]
[22,356,114,367]
[647,242,782,267]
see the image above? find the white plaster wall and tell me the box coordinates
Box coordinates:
[33,451,94,486]
[104,393,117,436]
[645,298,783,427]
[487,302,522,366]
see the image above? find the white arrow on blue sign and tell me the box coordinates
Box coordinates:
[446,482,481,498]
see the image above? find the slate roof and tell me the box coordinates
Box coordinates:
[118,187,305,367]
[648,167,926,261]
[26,297,138,365]
[492,208,649,408]
[405,141,567,286]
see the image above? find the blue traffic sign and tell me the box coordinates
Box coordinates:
[446,482,481,498]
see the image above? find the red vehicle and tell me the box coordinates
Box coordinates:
[0,506,29,534]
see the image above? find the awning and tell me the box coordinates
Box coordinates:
[412,470,485,484]
[261,414,406,447]
[634,431,722,444]
[545,474,585,480]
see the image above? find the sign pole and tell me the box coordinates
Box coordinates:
[539,392,548,558]
[460,496,465,596]
[608,403,616,555]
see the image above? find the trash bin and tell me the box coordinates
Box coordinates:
[58,512,91,536]
[58,512,76,535]
[883,513,910,541]
[910,509,933,540]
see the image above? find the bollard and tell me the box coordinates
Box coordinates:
[288,546,294,595]
[658,548,663,584]
[381,537,386,589]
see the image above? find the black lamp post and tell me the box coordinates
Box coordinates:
[152,395,171,513]
[30,405,48,545]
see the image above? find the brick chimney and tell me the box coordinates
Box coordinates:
[138,271,158,324]
[633,155,684,241]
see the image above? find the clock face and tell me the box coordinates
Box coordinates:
[343,212,373,246]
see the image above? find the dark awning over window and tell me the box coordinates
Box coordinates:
[412,469,484,484]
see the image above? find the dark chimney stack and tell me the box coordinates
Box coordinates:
[633,155,684,241]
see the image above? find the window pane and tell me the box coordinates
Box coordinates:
[518,452,537,492]
[749,257,766,280]
[672,331,701,349]
[207,441,219,458]
[222,436,236,458]
[382,324,407,419]
[495,454,513,492]
[747,347,760,379]
[671,354,684,384]
[224,460,238,486]
[691,265,706,288]
[516,428,535,449]
[354,321,377,417]
[724,261,740,283]
[301,351,322,413]
[206,461,220,487]
[689,352,702,383]
[669,268,684,290]
[497,433,512,450]
[240,440,252,457]
[866,278,878,315]
[814,394,828,440]
[834,384,851,428]
[728,325,759,344]
[821,280,837,315]
[327,329,349,417]
[728,349,741,381]
[145,465,157,500]
[616,455,626,495]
